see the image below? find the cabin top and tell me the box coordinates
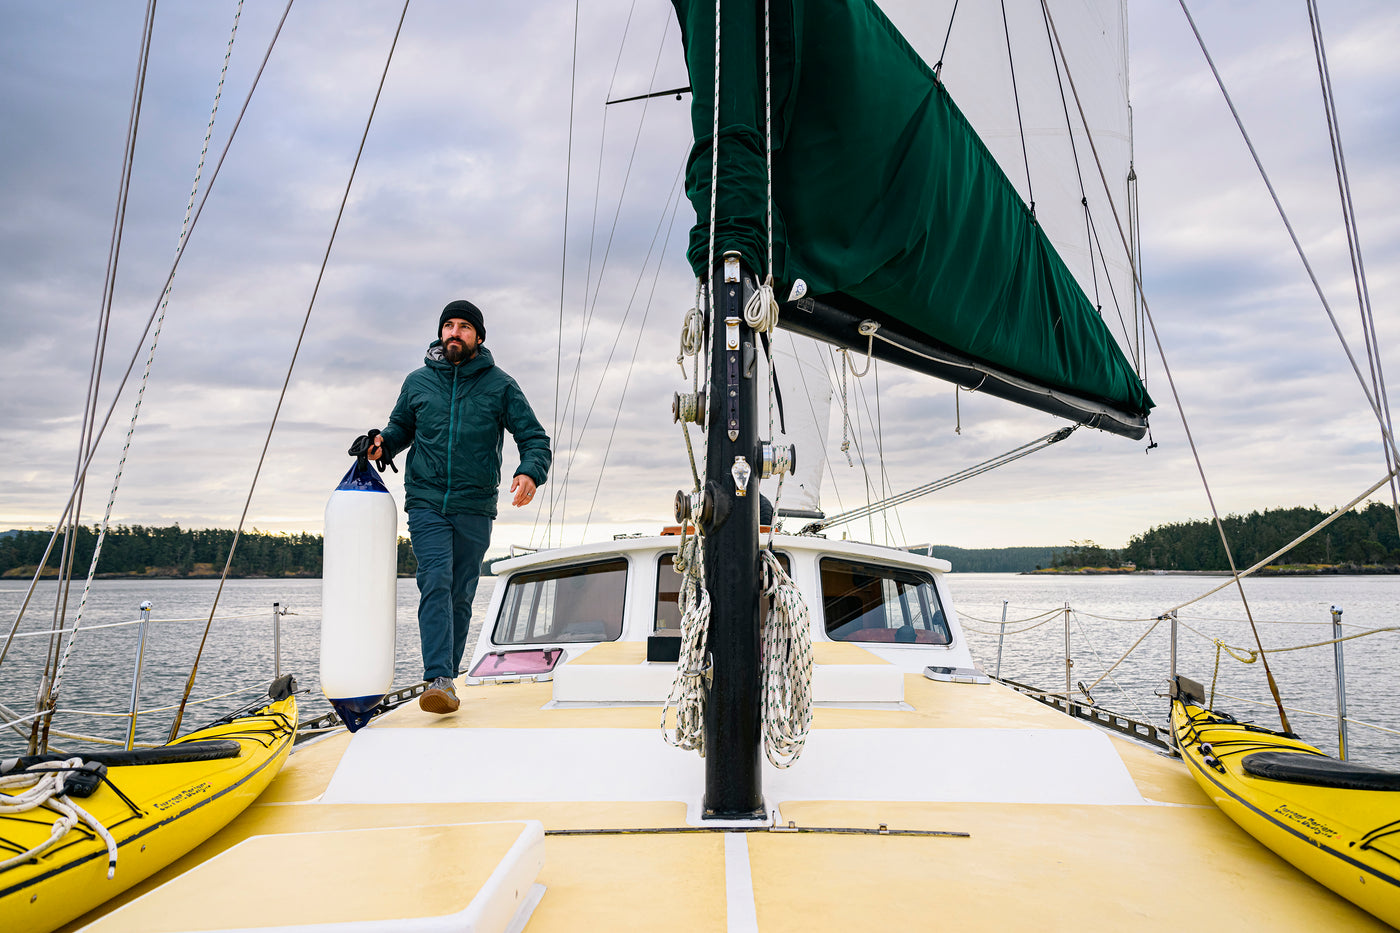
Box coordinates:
[467,533,975,684]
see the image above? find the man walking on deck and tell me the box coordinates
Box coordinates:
[367,299,551,714]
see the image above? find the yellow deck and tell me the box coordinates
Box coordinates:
[60,660,1390,932]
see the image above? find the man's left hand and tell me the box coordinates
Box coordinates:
[511,474,537,508]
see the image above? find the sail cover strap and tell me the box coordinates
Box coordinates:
[671,0,1152,425]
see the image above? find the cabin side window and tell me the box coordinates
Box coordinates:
[493,558,628,645]
[656,552,789,631]
[819,558,950,645]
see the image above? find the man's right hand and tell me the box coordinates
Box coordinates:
[367,433,385,460]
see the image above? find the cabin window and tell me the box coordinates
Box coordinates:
[493,558,627,645]
[656,552,789,631]
[819,558,950,645]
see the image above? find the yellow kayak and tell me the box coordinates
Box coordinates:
[0,676,298,933]
[1170,675,1400,928]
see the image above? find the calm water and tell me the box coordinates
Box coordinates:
[953,573,1400,768]
[1,572,1395,768]
[0,577,494,755]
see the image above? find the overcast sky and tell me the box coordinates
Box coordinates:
[2,0,1397,557]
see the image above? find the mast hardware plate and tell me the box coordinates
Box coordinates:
[726,316,741,440]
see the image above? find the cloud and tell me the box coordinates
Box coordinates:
[2,0,1398,560]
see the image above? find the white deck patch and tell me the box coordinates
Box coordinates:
[551,662,904,703]
[725,833,759,933]
[320,728,1146,807]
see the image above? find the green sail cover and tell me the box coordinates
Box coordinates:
[671,0,1154,418]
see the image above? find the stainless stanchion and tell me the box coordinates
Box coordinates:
[1331,605,1348,760]
[1063,602,1072,701]
[1169,611,1178,687]
[125,600,153,750]
[994,599,1008,679]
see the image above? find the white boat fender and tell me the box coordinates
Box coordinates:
[320,456,398,733]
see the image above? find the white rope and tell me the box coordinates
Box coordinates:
[760,551,812,767]
[678,305,705,374]
[662,533,710,754]
[0,758,119,878]
[743,278,779,333]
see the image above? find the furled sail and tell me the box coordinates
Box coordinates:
[671,0,1153,438]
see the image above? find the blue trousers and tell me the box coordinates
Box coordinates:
[407,509,493,680]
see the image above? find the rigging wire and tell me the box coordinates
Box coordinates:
[543,0,582,551]
[1042,0,1297,731]
[39,1,246,747]
[555,2,649,540]
[1035,0,1098,310]
[0,0,298,673]
[37,0,158,753]
[933,0,962,77]
[1304,0,1400,540]
[555,8,669,539]
[998,0,1035,215]
[784,332,847,522]
[168,0,413,740]
[1173,0,1400,472]
[578,164,688,540]
[845,355,909,545]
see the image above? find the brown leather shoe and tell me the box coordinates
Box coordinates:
[419,677,460,714]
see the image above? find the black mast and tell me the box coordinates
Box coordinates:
[701,251,764,820]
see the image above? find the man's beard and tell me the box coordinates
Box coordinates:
[444,338,472,364]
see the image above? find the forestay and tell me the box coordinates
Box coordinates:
[670,0,1153,436]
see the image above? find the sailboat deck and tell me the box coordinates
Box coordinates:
[65,665,1388,931]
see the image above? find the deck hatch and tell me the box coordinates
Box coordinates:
[469,647,565,679]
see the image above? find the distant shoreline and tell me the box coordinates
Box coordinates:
[0,569,486,581]
[1024,565,1400,577]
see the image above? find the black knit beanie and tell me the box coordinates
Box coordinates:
[439,299,485,342]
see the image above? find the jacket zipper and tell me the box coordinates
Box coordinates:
[443,365,459,511]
